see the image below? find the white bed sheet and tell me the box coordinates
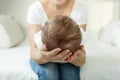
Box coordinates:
[81,32,120,80]
[0,37,38,80]
[0,33,120,80]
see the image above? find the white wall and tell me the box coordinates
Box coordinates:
[79,0,120,39]
[0,0,35,28]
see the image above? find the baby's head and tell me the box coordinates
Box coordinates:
[41,15,82,53]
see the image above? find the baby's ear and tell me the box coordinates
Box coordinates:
[41,44,48,51]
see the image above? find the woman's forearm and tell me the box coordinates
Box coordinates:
[28,24,49,64]
[30,47,49,64]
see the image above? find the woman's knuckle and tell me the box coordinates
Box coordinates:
[56,55,61,59]
[64,52,69,55]
[63,55,68,59]
[59,54,63,58]
[66,50,70,52]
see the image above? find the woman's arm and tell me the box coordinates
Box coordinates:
[28,24,45,63]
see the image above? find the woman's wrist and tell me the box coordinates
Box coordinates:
[32,56,50,64]
[30,48,49,64]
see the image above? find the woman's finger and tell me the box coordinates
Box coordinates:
[62,52,72,61]
[49,48,62,56]
[79,45,86,53]
[79,45,84,49]
[54,49,70,60]
[68,54,80,66]
[67,50,79,61]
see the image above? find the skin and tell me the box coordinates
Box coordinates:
[28,0,86,66]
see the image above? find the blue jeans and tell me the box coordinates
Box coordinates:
[30,59,80,80]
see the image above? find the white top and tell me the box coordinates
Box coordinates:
[27,0,87,26]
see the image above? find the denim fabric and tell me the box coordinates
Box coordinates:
[30,59,80,80]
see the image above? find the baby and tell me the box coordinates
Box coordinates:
[34,15,82,55]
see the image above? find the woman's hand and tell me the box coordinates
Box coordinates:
[66,45,86,67]
[35,45,72,64]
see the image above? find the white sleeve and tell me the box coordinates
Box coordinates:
[34,31,43,49]
[76,5,88,25]
[80,28,86,45]
[27,5,42,25]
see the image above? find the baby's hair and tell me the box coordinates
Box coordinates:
[41,15,82,52]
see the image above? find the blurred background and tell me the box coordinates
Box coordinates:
[0,0,120,80]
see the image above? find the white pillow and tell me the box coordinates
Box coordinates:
[0,15,25,48]
[99,21,120,46]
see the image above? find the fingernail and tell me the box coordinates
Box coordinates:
[67,50,70,52]
[57,48,61,51]
[70,52,72,55]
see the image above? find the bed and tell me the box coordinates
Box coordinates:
[80,31,120,80]
[0,37,38,80]
[0,31,120,80]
